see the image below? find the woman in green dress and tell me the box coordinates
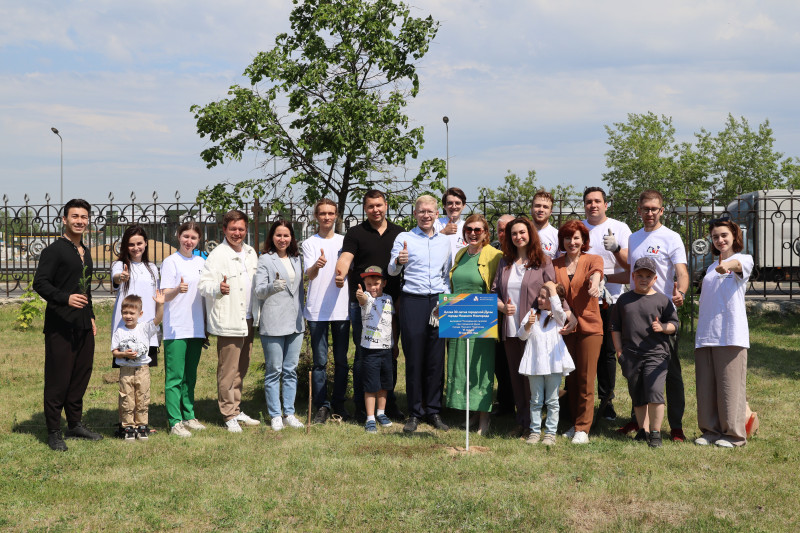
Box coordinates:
[445,214,502,435]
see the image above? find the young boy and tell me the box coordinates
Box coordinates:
[355,266,395,433]
[112,290,165,441]
[610,257,679,448]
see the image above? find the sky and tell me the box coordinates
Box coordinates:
[2,0,799,207]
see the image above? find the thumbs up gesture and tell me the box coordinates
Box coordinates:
[335,267,345,288]
[273,271,287,292]
[179,276,188,293]
[220,275,230,295]
[442,215,458,235]
[397,241,409,265]
[355,282,368,305]
[315,249,327,269]
[503,297,516,317]
[603,228,620,253]
[672,281,684,307]
[652,317,664,333]
[118,263,130,283]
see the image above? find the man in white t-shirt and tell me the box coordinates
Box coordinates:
[302,199,351,424]
[433,187,468,260]
[581,186,631,421]
[531,190,560,260]
[627,189,690,442]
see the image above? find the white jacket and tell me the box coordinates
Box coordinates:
[199,239,260,336]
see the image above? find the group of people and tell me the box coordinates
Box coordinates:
[33,187,754,452]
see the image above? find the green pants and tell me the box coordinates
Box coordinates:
[164,338,204,428]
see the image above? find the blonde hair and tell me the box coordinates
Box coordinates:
[415,195,439,210]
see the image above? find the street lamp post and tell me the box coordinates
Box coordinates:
[51,127,63,206]
[442,116,449,189]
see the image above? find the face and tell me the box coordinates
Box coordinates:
[315,204,337,231]
[564,230,584,255]
[272,225,292,253]
[583,191,608,222]
[464,222,485,246]
[364,197,387,224]
[711,226,734,255]
[127,235,146,262]
[444,194,464,220]
[414,201,438,231]
[632,268,658,292]
[121,306,143,327]
[510,223,530,249]
[497,218,510,243]
[62,207,89,236]
[223,219,247,247]
[638,198,663,229]
[536,287,550,310]
[531,197,553,225]
[178,230,200,255]
[363,276,385,297]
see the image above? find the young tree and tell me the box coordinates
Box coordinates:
[191,0,446,219]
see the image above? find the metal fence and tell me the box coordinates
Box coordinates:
[3,189,799,309]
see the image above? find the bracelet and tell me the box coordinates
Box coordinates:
[678,290,685,298]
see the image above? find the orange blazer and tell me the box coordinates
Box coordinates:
[553,253,604,336]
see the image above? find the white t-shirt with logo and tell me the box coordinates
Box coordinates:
[628,225,687,297]
[360,293,394,350]
[583,217,632,302]
[301,233,349,321]
[433,216,467,260]
[537,224,561,260]
[160,252,206,340]
[111,261,160,347]
[112,321,158,367]
[695,253,753,349]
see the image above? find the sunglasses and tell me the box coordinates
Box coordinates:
[464,227,484,234]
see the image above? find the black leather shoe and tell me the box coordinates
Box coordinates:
[313,406,331,425]
[385,404,406,422]
[425,414,449,431]
[403,416,419,433]
[48,430,68,451]
[65,423,103,441]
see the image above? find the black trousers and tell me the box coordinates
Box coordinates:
[666,330,685,429]
[44,328,95,431]
[398,293,445,419]
[494,339,515,412]
[597,305,617,402]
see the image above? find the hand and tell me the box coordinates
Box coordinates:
[715,261,730,274]
[397,241,409,265]
[315,249,327,270]
[91,318,97,336]
[335,268,345,288]
[652,318,664,333]
[559,313,578,335]
[118,264,129,283]
[672,281,684,307]
[504,297,516,317]
[273,272,287,292]
[153,289,165,305]
[543,280,558,296]
[125,349,138,359]
[178,276,188,293]
[603,228,620,253]
[355,283,368,305]
[220,275,230,295]
[441,221,458,235]
[68,293,89,309]
[588,283,601,298]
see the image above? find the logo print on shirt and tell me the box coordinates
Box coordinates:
[646,245,661,255]
[542,243,552,252]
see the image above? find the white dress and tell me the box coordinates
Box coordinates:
[517,296,576,377]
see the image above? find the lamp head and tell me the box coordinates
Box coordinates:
[51,127,59,135]
[442,116,449,124]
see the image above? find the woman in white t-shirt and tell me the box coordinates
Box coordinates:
[111,225,160,366]
[694,218,753,448]
[160,222,207,437]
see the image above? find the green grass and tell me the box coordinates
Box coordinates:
[1,304,799,532]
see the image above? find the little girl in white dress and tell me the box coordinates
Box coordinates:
[518,281,575,445]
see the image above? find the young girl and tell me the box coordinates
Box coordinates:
[111,225,160,367]
[518,281,575,446]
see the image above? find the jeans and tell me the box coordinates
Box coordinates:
[528,373,562,435]
[350,301,398,413]
[261,332,303,418]
[308,320,350,410]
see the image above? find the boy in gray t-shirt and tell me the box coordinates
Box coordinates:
[611,257,678,448]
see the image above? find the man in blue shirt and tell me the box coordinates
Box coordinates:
[389,195,452,433]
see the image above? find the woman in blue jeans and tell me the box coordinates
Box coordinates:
[254,220,305,431]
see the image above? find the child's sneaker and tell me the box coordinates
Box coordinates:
[123,426,137,441]
[634,428,650,443]
[648,430,662,448]
[376,413,392,427]
[283,414,304,429]
[541,434,556,446]
[136,425,149,440]
[170,422,191,438]
[365,420,378,433]
[182,419,206,431]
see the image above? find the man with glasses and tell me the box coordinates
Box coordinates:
[389,195,452,433]
[531,190,561,260]
[627,189,689,442]
[434,187,468,260]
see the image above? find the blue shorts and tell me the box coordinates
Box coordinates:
[361,348,393,393]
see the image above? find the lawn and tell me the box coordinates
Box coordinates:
[1,301,798,532]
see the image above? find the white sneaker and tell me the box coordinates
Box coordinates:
[715,439,734,448]
[563,426,576,439]
[270,417,284,432]
[170,422,191,438]
[571,431,590,444]
[234,411,260,426]
[225,419,243,433]
[283,414,305,429]
[694,436,714,446]
[182,419,206,431]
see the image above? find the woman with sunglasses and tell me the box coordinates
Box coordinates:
[445,215,502,435]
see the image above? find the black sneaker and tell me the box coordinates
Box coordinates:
[649,430,663,448]
[65,423,103,441]
[634,428,650,443]
[601,402,617,421]
[123,426,137,441]
[313,406,331,425]
[136,425,150,440]
[47,430,68,452]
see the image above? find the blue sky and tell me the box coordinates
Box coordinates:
[2,0,799,206]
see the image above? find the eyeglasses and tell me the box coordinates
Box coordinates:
[639,206,663,214]
[464,227,484,234]
[416,210,437,216]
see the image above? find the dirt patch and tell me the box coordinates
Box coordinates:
[444,446,490,455]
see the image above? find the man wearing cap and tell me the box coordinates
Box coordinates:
[626,189,689,442]
[389,195,452,433]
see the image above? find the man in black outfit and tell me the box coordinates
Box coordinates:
[33,198,102,451]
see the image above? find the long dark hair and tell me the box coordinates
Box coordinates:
[263,220,299,257]
[502,217,546,269]
[709,218,744,255]
[117,225,155,295]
